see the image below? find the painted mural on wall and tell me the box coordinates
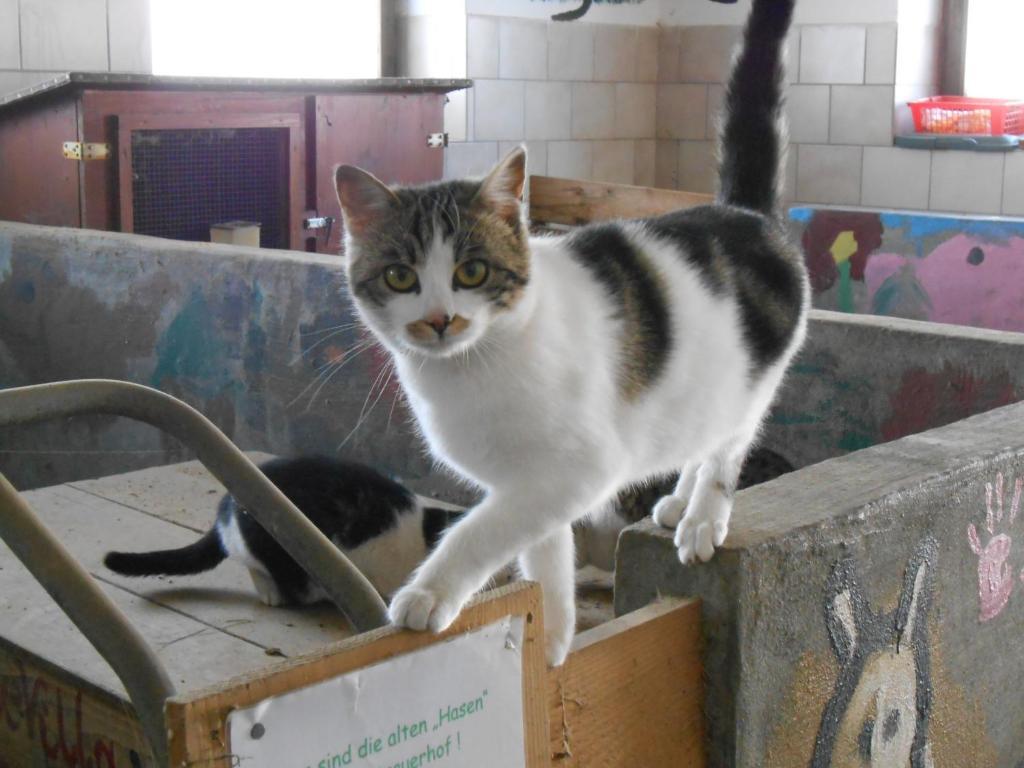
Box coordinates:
[812,539,937,768]
[764,474,1024,766]
[790,208,1024,333]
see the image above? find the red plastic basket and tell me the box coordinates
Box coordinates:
[909,96,1024,135]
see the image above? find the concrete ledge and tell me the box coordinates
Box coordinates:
[617,400,1024,766]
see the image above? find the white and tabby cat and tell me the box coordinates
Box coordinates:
[332,0,807,665]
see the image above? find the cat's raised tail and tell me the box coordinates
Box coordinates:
[104,528,225,577]
[717,0,796,216]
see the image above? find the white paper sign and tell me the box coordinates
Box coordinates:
[228,616,526,768]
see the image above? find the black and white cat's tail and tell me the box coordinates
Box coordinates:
[104,528,225,576]
[717,0,796,216]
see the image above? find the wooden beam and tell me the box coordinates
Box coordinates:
[547,598,705,767]
[529,176,714,227]
[166,582,550,767]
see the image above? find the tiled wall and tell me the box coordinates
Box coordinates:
[0,0,151,98]
[443,14,659,186]
[432,4,1019,219]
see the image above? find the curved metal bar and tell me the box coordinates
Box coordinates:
[0,472,175,764]
[0,379,389,630]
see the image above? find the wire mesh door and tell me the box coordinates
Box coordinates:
[117,113,303,250]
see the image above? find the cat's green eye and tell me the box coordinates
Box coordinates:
[383,264,418,293]
[453,259,489,289]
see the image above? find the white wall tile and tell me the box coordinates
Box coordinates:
[1003,152,1024,217]
[548,140,593,180]
[781,149,798,206]
[445,89,468,143]
[796,144,863,204]
[678,26,741,83]
[678,140,716,194]
[445,142,499,179]
[501,140,546,177]
[0,0,20,68]
[21,0,109,70]
[829,85,894,146]
[784,28,800,84]
[785,84,830,144]
[468,16,499,79]
[592,140,635,184]
[473,79,525,141]
[799,26,865,84]
[636,27,658,83]
[655,139,679,189]
[499,18,547,80]
[635,139,656,187]
[548,22,593,81]
[865,24,897,85]
[525,80,572,140]
[705,83,725,138]
[656,83,707,140]
[594,26,636,82]
[572,82,616,140]
[861,146,930,209]
[657,27,681,83]
[929,151,1004,215]
[108,0,151,72]
[614,83,656,139]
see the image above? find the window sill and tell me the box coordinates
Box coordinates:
[894,134,1020,152]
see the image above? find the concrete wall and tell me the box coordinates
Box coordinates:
[766,311,1024,470]
[0,222,459,500]
[4,221,1023,492]
[791,207,1024,332]
[617,400,1024,767]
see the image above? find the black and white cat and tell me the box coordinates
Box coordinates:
[331,0,807,665]
[104,456,456,606]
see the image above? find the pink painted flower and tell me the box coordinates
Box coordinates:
[967,473,1023,622]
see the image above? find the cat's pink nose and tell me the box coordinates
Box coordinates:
[425,313,451,336]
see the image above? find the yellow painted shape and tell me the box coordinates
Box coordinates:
[830,230,858,265]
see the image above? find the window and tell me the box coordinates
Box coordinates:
[151,0,381,79]
[961,0,1023,97]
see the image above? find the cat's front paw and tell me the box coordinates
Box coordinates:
[674,492,731,565]
[652,494,686,528]
[389,584,463,633]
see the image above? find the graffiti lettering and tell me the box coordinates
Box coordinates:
[0,658,118,766]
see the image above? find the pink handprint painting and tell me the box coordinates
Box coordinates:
[967,472,1023,622]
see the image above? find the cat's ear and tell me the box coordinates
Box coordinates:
[334,165,398,239]
[474,147,527,228]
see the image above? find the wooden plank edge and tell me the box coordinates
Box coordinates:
[166,581,550,767]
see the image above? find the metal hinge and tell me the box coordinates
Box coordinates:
[303,215,334,243]
[426,132,448,148]
[63,142,111,161]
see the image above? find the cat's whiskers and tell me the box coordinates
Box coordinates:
[288,339,379,410]
[290,326,365,364]
[312,338,375,374]
[337,361,395,451]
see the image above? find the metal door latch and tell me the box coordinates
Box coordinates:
[304,215,334,242]
[427,133,448,148]
[62,142,110,161]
